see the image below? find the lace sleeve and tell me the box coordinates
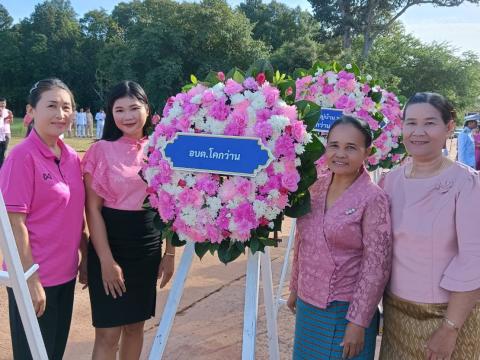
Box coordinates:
[289,229,301,293]
[346,192,393,328]
[81,143,115,203]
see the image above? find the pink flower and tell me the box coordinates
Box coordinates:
[263,85,280,107]
[334,95,356,112]
[216,208,230,230]
[217,72,225,82]
[206,223,223,243]
[232,202,257,233]
[219,179,237,202]
[157,191,175,221]
[286,87,293,96]
[274,135,295,159]
[322,84,334,95]
[243,77,259,91]
[151,114,161,125]
[281,171,300,192]
[195,175,219,196]
[256,73,266,85]
[234,177,254,198]
[209,99,230,121]
[202,90,216,105]
[178,188,203,208]
[256,108,272,122]
[291,121,306,142]
[224,79,244,96]
[254,120,273,139]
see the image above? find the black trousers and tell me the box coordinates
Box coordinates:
[0,140,6,168]
[7,278,76,360]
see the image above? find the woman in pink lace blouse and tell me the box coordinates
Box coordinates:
[83,81,176,359]
[379,92,480,360]
[288,116,393,360]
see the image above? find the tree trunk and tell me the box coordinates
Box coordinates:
[362,32,374,59]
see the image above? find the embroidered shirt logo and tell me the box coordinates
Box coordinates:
[345,208,357,215]
[42,173,53,181]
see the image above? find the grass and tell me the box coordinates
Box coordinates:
[8,117,95,154]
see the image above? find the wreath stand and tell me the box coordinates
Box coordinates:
[0,192,48,359]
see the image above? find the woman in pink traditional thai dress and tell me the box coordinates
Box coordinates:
[288,115,393,360]
[379,92,480,360]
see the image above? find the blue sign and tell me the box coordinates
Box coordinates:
[162,133,274,177]
[315,108,344,132]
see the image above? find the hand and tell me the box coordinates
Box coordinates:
[341,322,365,359]
[27,275,46,317]
[287,291,297,314]
[158,255,175,288]
[425,323,458,360]
[78,256,88,289]
[100,260,126,299]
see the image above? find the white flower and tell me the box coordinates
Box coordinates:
[209,119,227,135]
[264,206,281,220]
[326,73,338,84]
[273,161,285,174]
[345,64,352,69]
[254,172,268,186]
[268,222,274,229]
[250,92,266,110]
[366,75,373,82]
[162,184,182,196]
[156,136,168,150]
[144,167,159,183]
[227,199,240,209]
[295,143,305,155]
[167,102,183,120]
[184,174,196,187]
[206,196,222,217]
[230,93,245,105]
[253,200,267,218]
[180,206,197,226]
[269,115,290,132]
[295,158,302,167]
[268,189,280,200]
[212,82,225,97]
[303,132,313,145]
[314,68,324,76]
[190,94,202,104]
[228,218,237,232]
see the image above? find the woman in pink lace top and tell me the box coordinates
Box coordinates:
[379,93,480,360]
[288,116,393,360]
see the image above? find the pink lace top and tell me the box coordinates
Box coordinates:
[82,136,148,211]
[381,162,480,303]
[290,167,393,328]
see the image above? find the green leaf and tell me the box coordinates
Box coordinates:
[249,236,260,254]
[171,233,186,247]
[246,59,274,79]
[285,190,311,218]
[259,237,277,247]
[190,74,198,84]
[218,241,232,264]
[209,243,220,255]
[296,162,318,192]
[370,91,382,103]
[182,83,195,92]
[352,63,361,77]
[301,133,325,163]
[332,61,341,72]
[153,214,166,232]
[273,214,283,231]
[226,67,245,83]
[204,71,221,85]
[195,242,211,259]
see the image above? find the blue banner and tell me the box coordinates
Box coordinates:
[162,133,274,177]
[315,108,344,132]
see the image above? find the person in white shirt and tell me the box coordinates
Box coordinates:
[95,109,106,139]
[76,108,87,138]
[0,97,12,167]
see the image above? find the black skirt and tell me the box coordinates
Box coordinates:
[88,207,162,328]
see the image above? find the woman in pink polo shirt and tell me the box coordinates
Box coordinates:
[287,116,393,360]
[83,81,175,359]
[379,93,480,360]
[0,78,87,360]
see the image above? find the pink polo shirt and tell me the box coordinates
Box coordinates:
[290,167,393,328]
[0,130,85,287]
[381,162,480,303]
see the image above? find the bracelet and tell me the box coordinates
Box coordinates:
[164,252,175,257]
[443,317,459,331]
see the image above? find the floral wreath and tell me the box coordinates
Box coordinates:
[142,68,323,263]
[294,62,405,170]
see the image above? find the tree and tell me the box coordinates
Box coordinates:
[363,23,480,114]
[0,4,13,30]
[238,0,320,51]
[309,0,480,60]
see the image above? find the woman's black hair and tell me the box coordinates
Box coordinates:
[27,78,76,109]
[403,92,456,124]
[102,80,152,141]
[327,115,373,148]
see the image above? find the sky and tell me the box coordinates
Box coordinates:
[2,0,480,56]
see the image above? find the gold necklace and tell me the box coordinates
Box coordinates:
[409,157,449,178]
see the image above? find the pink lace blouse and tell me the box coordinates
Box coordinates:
[290,168,393,328]
[82,136,148,211]
[381,162,480,303]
